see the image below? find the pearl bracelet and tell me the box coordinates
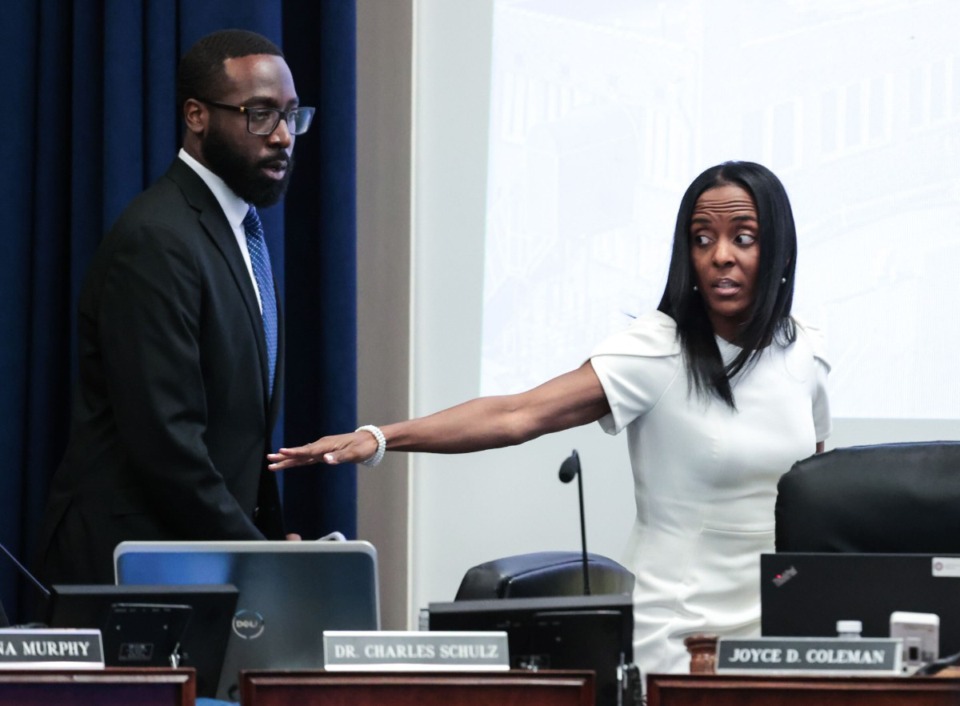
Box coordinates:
[355,425,386,467]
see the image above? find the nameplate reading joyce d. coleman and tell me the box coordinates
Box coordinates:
[0,629,104,670]
[716,637,901,675]
[323,631,509,671]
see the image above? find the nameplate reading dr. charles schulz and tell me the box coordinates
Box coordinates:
[323,631,509,671]
[716,637,901,675]
[0,628,104,669]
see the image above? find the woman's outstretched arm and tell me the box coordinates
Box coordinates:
[268,361,610,469]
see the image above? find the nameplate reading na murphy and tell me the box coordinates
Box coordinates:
[323,631,509,671]
[716,637,902,675]
[0,628,104,670]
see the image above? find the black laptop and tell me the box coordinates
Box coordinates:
[760,553,960,657]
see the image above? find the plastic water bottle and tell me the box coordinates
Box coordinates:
[836,619,862,639]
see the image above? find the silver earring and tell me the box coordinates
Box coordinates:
[781,277,787,284]
[693,285,698,292]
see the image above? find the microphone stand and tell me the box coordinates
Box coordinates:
[559,449,590,595]
[575,462,590,595]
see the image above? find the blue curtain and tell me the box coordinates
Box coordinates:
[0,0,357,622]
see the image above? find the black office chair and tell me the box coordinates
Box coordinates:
[454,551,635,600]
[775,441,960,553]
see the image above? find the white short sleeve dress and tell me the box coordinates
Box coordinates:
[589,310,831,677]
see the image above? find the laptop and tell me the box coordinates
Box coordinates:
[760,552,960,657]
[46,583,238,697]
[114,540,380,702]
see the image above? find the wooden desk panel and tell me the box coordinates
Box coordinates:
[647,673,960,706]
[0,668,195,706]
[241,670,594,706]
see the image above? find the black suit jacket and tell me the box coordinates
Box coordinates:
[34,159,285,586]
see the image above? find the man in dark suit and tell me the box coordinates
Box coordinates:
[34,29,314,587]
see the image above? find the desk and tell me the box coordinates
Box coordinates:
[0,668,195,706]
[240,669,594,706]
[647,673,960,706]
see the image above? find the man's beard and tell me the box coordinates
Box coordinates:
[202,129,294,208]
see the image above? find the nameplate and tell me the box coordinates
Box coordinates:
[323,631,510,671]
[0,629,104,669]
[717,637,902,675]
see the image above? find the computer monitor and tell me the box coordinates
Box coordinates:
[114,540,380,702]
[46,583,238,697]
[427,593,637,706]
[761,552,960,658]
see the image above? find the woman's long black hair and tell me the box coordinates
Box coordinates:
[657,161,797,408]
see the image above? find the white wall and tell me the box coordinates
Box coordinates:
[356,0,413,631]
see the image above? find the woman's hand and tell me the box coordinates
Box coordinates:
[267,430,379,470]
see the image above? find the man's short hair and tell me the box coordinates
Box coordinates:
[176,29,284,114]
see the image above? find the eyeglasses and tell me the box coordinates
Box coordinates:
[198,99,315,136]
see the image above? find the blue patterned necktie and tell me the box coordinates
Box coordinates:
[243,206,278,396]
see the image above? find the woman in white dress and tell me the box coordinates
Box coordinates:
[269,161,831,678]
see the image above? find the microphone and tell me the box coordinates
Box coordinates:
[0,540,51,627]
[558,449,590,595]
[0,541,50,598]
